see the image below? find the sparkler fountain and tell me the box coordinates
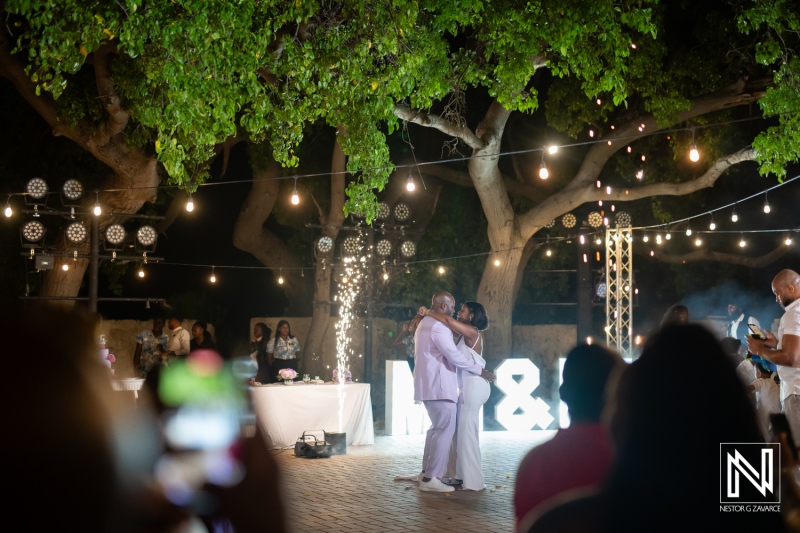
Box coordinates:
[334,254,366,431]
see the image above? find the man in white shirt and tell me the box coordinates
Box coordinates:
[747,269,800,444]
[727,302,760,340]
[163,316,191,359]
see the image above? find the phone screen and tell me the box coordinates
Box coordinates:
[748,323,766,339]
[154,352,249,504]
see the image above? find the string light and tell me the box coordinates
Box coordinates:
[438,266,446,275]
[278,268,284,284]
[291,178,300,204]
[627,146,632,153]
[694,237,702,246]
[589,130,594,138]
[689,126,700,162]
[579,235,585,245]
[606,185,611,195]
[61,263,69,271]
[548,145,558,155]
[595,238,602,245]
[763,194,770,214]
[494,259,501,266]
[382,270,389,281]
[186,193,194,212]
[665,233,671,240]
[93,191,101,216]
[656,234,662,244]
[685,226,692,236]
[739,234,746,248]
[138,264,145,278]
[538,152,549,180]
[636,169,644,180]
[731,207,738,223]
[406,172,416,192]
[596,180,602,188]
[643,235,649,242]
[210,266,216,283]
[3,198,11,218]
[786,236,794,246]
[709,216,716,231]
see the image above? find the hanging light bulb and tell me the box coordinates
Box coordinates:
[138,265,145,278]
[61,263,69,271]
[709,217,716,231]
[786,236,794,246]
[656,234,662,244]
[494,259,501,266]
[763,194,770,214]
[93,191,101,216]
[3,201,11,218]
[382,271,389,281]
[596,238,602,245]
[606,185,611,195]
[291,178,300,204]
[694,237,702,246]
[589,129,595,138]
[538,159,549,180]
[210,266,216,283]
[731,208,738,223]
[546,248,552,257]
[685,226,692,236]
[598,200,603,207]
[438,266,446,275]
[688,126,700,162]
[596,180,602,188]
[186,193,194,212]
[739,235,746,248]
[547,145,558,155]
[579,235,585,245]
[643,235,649,242]
[665,232,672,240]
[635,169,644,180]
[406,173,416,192]
[277,268,284,284]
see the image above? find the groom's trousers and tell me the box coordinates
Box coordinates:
[422,399,457,479]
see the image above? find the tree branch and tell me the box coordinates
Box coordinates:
[0,28,85,145]
[566,79,767,191]
[417,162,550,203]
[645,242,790,267]
[92,41,129,144]
[394,104,485,150]
[597,147,757,201]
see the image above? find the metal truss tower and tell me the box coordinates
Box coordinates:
[605,226,634,359]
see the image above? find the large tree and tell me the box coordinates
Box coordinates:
[2,0,797,361]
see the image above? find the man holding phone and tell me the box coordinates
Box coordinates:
[747,269,800,446]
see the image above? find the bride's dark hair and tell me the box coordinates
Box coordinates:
[464,301,489,331]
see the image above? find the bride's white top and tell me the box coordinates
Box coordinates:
[457,333,485,387]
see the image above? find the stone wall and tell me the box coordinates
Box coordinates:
[98,319,213,378]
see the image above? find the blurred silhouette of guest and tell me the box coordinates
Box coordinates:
[515,344,623,529]
[524,324,786,533]
[189,320,216,352]
[250,322,273,384]
[133,316,169,378]
[660,304,689,328]
[393,319,419,373]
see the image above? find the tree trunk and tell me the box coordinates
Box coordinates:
[232,154,313,316]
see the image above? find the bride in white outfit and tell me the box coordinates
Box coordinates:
[418,301,491,491]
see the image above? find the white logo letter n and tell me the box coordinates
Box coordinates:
[727,449,773,497]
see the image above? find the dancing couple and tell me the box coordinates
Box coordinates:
[398,290,496,492]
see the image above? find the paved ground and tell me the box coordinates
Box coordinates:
[275,431,555,533]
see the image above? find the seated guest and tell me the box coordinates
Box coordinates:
[267,320,301,375]
[189,320,215,352]
[747,361,781,438]
[250,322,273,383]
[720,336,756,386]
[515,344,622,530]
[524,325,785,533]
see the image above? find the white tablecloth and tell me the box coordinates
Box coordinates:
[250,383,375,449]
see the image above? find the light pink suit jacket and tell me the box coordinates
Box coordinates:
[413,316,483,402]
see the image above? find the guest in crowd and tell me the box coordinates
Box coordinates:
[5,306,287,533]
[660,303,689,327]
[515,344,622,530]
[393,318,419,373]
[747,269,800,446]
[267,320,301,375]
[133,316,169,378]
[728,300,761,339]
[525,324,785,532]
[162,315,191,360]
[721,336,757,386]
[250,322,273,383]
[189,320,216,352]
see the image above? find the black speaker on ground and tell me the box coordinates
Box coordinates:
[326,431,347,455]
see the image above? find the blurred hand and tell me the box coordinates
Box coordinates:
[418,306,429,317]
[480,368,496,383]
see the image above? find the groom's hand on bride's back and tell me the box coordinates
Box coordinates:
[480,368,496,382]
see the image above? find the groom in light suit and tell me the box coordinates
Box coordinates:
[414,291,496,492]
